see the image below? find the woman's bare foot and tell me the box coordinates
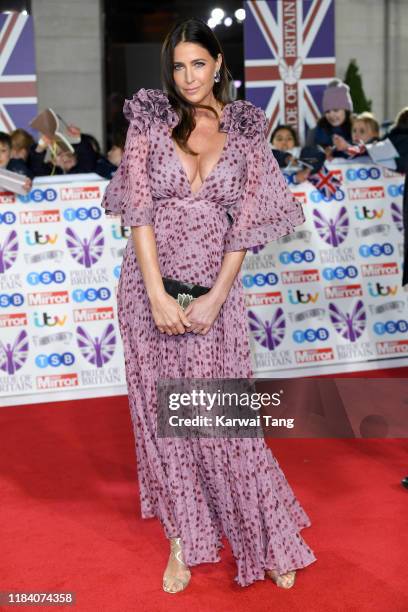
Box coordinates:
[162,537,191,593]
[265,568,296,589]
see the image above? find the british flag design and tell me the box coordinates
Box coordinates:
[308,163,342,198]
[0,12,38,134]
[244,0,335,142]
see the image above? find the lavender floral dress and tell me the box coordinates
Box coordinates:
[101,88,316,587]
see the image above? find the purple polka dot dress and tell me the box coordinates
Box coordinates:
[101,89,317,587]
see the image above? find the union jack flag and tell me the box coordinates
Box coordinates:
[308,164,342,198]
[0,12,38,134]
[244,0,335,142]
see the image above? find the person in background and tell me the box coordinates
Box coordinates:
[270,124,311,184]
[333,112,380,155]
[28,127,98,177]
[95,129,126,179]
[10,128,35,166]
[0,131,32,191]
[385,107,408,172]
[306,79,353,159]
[351,112,380,144]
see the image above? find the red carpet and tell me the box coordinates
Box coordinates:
[1,370,407,611]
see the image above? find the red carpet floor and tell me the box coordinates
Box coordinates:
[1,370,407,611]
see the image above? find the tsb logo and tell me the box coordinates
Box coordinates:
[35,352,75,368]
[0,211,16,225]
[359,243,394,258]
[242,272,278,288]
[310,189,345,203]
[72,287,111,302]
[27,270,66,285]
[387,184,404,197]
[322,266,358,280]
[293,328,329,343]
[346,167,381,181]
[29,188,58,203]
[63,207,102,221]
[279,250,315,264]
[0,293,24,307]
[374,320,408,335]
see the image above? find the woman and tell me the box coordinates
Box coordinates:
[102,18,316,593]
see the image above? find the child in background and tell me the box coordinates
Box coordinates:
[95,129,126,179]
[10,128,35,166]
[351,112,380,143]
[333,112,380,155]
[334,107,408,171]
[270,124,311,184]
[0,131,32,191]
[306,79,353,158]
[28,129,97,177]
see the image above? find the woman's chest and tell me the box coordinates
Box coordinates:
[147,123,248,204]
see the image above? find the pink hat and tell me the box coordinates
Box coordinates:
[322,79,353,112]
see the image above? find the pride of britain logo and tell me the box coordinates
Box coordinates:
[65,226,104,268]
[248,308,286,351]
[0,230,18,273]
[76,323,116,367]
[0,330,29,374]
[329,301,366,342]
[313,207,349,247]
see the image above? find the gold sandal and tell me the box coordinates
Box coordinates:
[266,568,296,589]
[163,537,191,594]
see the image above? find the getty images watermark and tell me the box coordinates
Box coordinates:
[157,378,292,438]
[157,378,408,439]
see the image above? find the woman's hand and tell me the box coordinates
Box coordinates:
[150,291,192,335]
[183,292,224,335]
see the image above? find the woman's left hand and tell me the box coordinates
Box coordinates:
[183,292,224,335]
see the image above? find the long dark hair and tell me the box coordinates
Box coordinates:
[161,18,232,154]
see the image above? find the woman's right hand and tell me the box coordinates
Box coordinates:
[150,292,192,335]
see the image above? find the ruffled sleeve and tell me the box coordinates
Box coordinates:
[101,88,177,227]
[223,104,305,252]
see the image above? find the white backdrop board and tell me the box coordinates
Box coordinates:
[0,162,406,406]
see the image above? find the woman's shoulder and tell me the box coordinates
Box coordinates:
[123,88,178,133]
[220,99,267,140]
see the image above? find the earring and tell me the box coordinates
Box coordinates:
[214,70,221,83]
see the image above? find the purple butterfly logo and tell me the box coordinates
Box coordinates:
[66,225,104,268]
[248,308,285,350]
[391,202,403,232]
[329,300,366,342]
[76,323,116,367]
[0,330,29,374]
[313,206,349,247]
[0,230,18,273]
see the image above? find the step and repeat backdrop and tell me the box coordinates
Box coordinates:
[0,163,407,406]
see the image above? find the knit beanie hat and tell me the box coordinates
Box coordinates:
[322,79,353,112]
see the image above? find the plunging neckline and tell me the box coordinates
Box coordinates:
[168,103,231,198]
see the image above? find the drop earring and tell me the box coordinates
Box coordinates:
[214,70,221,83]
